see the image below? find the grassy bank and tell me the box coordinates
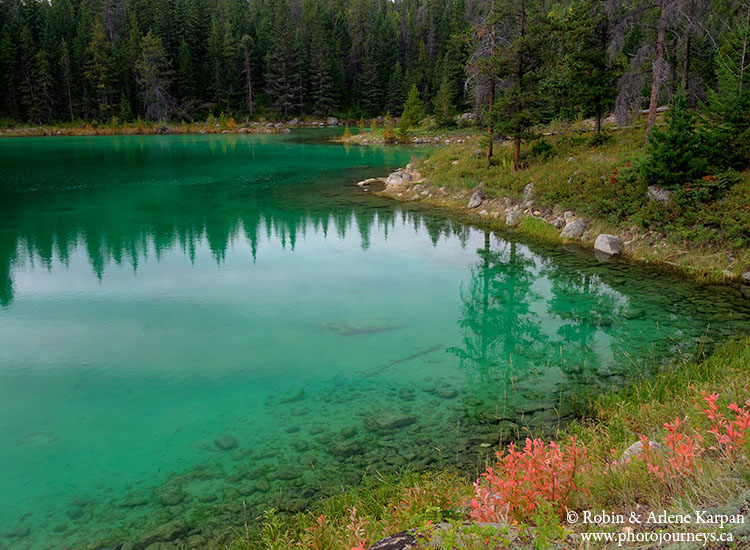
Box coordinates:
[370,122,749,284]
[225,337,750,549]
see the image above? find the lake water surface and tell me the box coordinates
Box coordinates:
[1,132,749,549]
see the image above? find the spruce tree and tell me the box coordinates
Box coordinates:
[309,30,336,116]
[400,84,423,129]
[640,95,707,189]
[84,19,115,117]
[433,77,456,128]
[136,30,174,121]
[59,38,74,121]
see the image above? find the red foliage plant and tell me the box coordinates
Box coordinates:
[469,437,588,523]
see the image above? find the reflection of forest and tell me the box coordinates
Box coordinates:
[0,185,472,307]
[448,230,750,436]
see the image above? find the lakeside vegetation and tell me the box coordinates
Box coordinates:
[222,337,750,549]
[371,115,750,282]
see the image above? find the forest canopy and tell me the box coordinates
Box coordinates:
[0,0,747,128]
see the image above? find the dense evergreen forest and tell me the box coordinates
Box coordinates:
[0,0,748,130]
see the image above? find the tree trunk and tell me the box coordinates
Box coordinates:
[646,0,668,136]
[681,0,694,105]
[243,45,253,115]
[513,0,526,172]
[594,105,602,134]
[486,77,494,163]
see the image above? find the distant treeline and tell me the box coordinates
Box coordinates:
[0,0,748,127]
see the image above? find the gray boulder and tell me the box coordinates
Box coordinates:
[620,440,665,463]
[523,182,534,201]
[594,234,623,256]
[467,190,484,209]
[327,117,339,126]
[647,185,673,203]
[560,218,586,239]
[369,532,418,550]
[506,209,522,227]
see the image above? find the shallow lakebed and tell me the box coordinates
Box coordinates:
[1,132,749,549]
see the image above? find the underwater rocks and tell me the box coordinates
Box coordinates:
[214,434,238,451]
[137,520,189,549]
[119,494,149,508]
[5,525,31,538]
[365,413,417,433]
[155,484,188,506]
[328,440,365,457]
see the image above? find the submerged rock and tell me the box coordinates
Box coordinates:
[120,494,149,508]
[435,387,458,399]
[365,413,417,432]
[5,525,31,538]
[328,440,365,457]
[214,434,238,451]
[137,520,189,549]
[594,234,623,256]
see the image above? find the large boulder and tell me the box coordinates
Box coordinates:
[647,185,673,203]
[327,117,339,126]
[467,190,484,209]
[385,171,410,188]
[560,218,586,239]
[594,234,623,256]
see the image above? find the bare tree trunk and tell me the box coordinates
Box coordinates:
[646,0,668,136]
[243,43,253,115]
[486,78,494,163]
[682,0,694,105]
[513,0,526,172]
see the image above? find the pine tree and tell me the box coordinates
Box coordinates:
[487,0,547,171]
[433,77,456,128]
[136,30,174,121]
[59,38,74,121]
[29,49,54,123]
[640,94,707,189]
[400,84,423,129]
[177,39,195,100]
[85,19,115,117]
[240,34,254,116]
[703,4,750,170]
[386,61,407,115]
[309,29,336,115]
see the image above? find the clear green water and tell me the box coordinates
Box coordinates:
[0,133,748,549]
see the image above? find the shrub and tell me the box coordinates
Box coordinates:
[469,437,588,523]
[530,138,554,160]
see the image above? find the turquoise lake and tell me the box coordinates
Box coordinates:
[1,132,749,549]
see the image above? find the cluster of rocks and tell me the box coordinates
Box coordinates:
[379,171,625,260]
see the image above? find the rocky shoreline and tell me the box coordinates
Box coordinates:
[360,164,750,288]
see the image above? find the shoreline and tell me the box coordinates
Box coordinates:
[364,164,750,288]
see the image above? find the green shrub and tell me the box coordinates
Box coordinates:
[530,138,554,160]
